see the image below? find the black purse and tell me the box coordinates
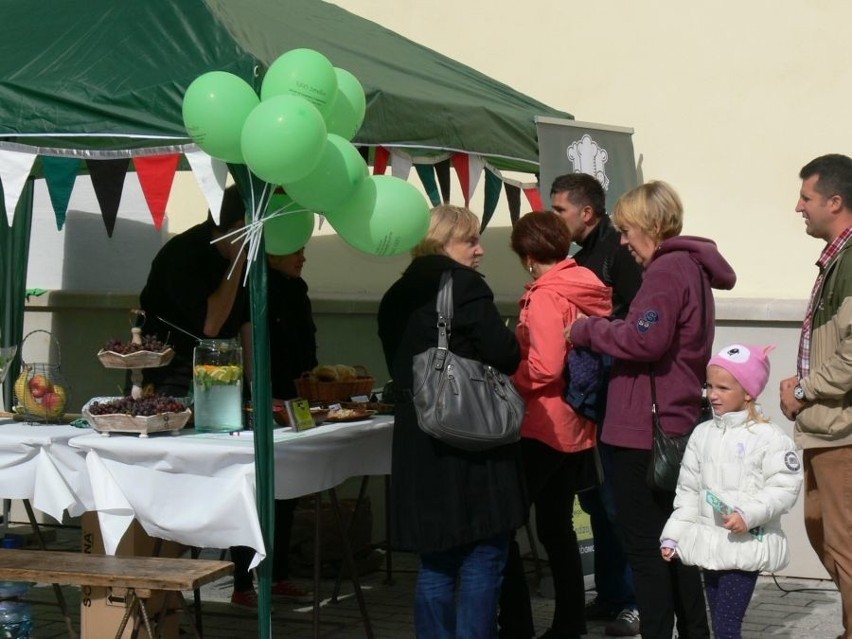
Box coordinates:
[646,267,712,492]
[411,271,525,451]
[647,368,712,492]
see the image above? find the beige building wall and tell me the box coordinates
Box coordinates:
[330,0,852,302]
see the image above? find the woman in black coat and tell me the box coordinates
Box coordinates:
[378,205,528,638]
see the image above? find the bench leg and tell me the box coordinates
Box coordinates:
[23,499,77,639]
[114,590,155,639]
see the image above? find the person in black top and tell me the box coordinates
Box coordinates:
[265,246,317,603]
[139,185,261,607]
[550,173,643,637]
[138,185,250,396]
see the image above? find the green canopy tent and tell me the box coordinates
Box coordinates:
[0,1,571,634]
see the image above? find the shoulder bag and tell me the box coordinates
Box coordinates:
[411,271,525,451]
[646,269,712,492]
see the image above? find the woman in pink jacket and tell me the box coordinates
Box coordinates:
[500,211,612,639]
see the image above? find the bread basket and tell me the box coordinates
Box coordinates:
[294,365,374,403]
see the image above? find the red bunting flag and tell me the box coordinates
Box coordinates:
[373,146,390,175]
[523,185,543,211]
[134,154,180,230]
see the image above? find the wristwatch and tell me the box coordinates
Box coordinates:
[793,384,806,402]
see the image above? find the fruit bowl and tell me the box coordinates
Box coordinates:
[97,348,175,369]
[82,396,191,437]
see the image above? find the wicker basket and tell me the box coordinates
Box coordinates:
[294,365,374,403]
[12,330,70,423]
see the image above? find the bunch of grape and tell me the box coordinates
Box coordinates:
[103,334,169,354]
[88,396,186,416]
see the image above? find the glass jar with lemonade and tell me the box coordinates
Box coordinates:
[192,339,243,433]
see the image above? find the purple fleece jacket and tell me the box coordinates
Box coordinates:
[569,236,736,450]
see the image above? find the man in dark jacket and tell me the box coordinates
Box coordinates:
[551,173,642,637]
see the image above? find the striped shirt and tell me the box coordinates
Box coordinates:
[797,225,852,378]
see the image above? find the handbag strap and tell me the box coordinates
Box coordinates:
[432,271,454,371]
[649,264,708,431]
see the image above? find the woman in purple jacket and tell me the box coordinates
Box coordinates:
[566,181,736,639]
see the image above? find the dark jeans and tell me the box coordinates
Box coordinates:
[232,498,299,592]
[703,569,758,639]
[611,446,709,639]
[576,441,635,610]
[416,533,510,639]
[499,439,590,638]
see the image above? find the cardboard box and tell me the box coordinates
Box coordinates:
[80,512,186,639]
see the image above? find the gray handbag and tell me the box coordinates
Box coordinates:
[411,271,525,451]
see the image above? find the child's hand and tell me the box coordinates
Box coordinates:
[661,547,677,562]
[723,512,748,534]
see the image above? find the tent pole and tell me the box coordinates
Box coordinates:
[230,166,274,638]
[0,178,34,410]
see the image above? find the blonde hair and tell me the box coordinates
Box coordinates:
[411,205,480,257]
[745,401,769,424]
[612,180,683,242]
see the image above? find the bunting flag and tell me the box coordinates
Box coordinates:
[450,153,486,206]
[41,156,81,230]
[0,144,558,236]
[185,149,229,225]
[415,164,442,206]
[373,146,389,175]
[435,158,451,203]
[0,148,37,227]
[504,182,521,227]
[523,185,543,210]
[86,158,130,237]
[390,151,413,180]
[480,168,502,232]
[133,154,180,230]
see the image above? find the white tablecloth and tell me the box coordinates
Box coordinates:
[0,420,94,522]
[69,416,393,568]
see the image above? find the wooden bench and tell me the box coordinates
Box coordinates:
[0,549,233,639]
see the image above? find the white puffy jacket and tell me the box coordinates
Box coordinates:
[661,409,803,572]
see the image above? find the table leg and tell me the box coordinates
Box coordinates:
[331,476,370,602]
[312,493,321,639]
[384,475,393,585]
[23,499,77,639]
[328,488,373,639]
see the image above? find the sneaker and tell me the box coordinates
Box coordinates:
[230,588,258,610]
[584,597,618,621]
[604,608,640,637]
[271,580,314,603]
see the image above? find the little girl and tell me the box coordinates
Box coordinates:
[660,343,803,639]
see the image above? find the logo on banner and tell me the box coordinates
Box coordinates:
[566,134,610,190]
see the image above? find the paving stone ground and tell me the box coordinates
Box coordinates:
[20,525,847,638]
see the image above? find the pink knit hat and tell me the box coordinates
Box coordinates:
[707,344,775,399]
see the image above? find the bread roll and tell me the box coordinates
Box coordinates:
[313,365,339,381]
[335,364,358,380]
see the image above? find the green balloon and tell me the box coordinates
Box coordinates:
[282,134,368,212]
[182,71,259,163]
[326,176,430,256]
[241,95,327,185]
[325,68,367,140]
[261,48,338,117]
[263,193,315,255]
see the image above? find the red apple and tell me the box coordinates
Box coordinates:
[41,391,63,412]
[28,374,53,398]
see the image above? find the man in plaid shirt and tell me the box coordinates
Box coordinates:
[780,154,852,639]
